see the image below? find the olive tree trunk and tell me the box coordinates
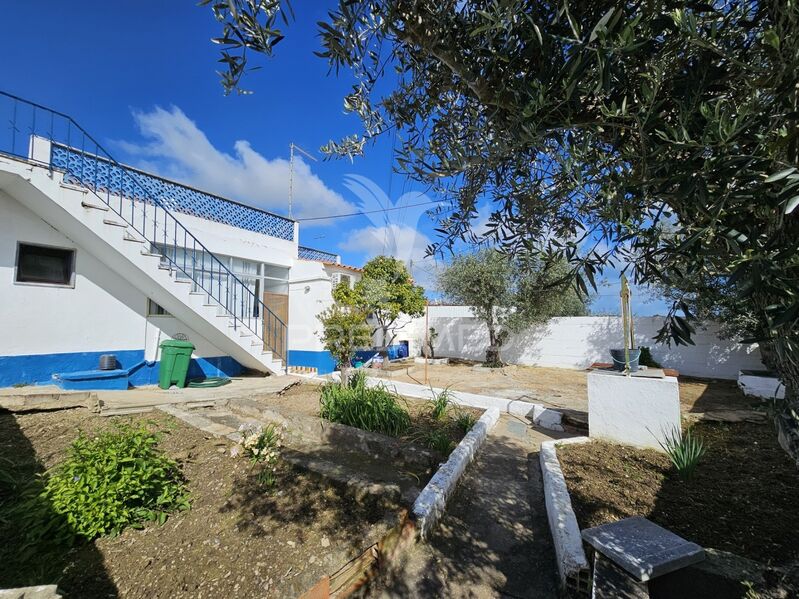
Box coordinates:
[761,342,799,467]
[486,325,504,367]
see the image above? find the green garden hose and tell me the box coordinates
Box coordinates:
[187,376,231,388]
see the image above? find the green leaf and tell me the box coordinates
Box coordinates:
[764,168,796,183]
[764,29,780,50]
[784,195,799,214]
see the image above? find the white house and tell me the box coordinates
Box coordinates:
[0,94,360,389]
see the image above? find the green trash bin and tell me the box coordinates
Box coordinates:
[158,339,195,389]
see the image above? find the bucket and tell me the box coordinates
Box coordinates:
[610,348,641,372]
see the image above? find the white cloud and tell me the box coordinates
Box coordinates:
[117,106,353,221]
[341,223,439,290]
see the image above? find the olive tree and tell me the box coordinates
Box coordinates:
[204,1,799,463]
[438,249,587,366]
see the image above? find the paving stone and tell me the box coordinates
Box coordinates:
[582,517,705,582]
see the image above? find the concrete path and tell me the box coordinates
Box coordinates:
[371,415,571,598]
[0,376,300,413]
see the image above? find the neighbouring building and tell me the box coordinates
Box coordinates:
[0,93,360,388]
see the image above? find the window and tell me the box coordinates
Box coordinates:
[147,299,170,316]
[339,274,352,289]
[15,243,75,286]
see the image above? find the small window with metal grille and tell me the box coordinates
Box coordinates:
[15,243,75,287]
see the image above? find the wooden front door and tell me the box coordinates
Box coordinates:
[263,292,288,359]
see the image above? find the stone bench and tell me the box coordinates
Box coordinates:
[582,517,705,598]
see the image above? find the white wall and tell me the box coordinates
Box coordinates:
[288,260,333,352]
[397,306,764,380]
[0,191,226,361]
[287,260,363,352]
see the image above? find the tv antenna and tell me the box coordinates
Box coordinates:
[288,142,318,219]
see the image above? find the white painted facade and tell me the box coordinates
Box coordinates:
[287,259,362,371]
[0,189,283,364]
[0,138,358,387]
[390,305,764,380]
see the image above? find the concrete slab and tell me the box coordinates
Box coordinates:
[582,517,705,582]
[95,376,300,411]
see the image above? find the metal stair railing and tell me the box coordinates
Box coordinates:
[0,90,287,364]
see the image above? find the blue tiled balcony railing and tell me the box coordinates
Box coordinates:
[50,143,295,242]
[298,246,339,262]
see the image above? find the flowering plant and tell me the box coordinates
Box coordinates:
[231,422,284,488]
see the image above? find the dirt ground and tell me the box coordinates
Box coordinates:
[0,408,400,598]
[558,421,799,567]
[254,381,482,454]
[368,360,761,417]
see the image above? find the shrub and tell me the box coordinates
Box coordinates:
[423,430,455,455]
[659,426,706,480]
[19,424,189,543]
[320,370,411,436]
[428,387,454,420]
[231,422,284,488]
[454,411,478,434]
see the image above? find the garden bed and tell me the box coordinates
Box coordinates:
[0,409,401,598]
[557,421,799,566]
[255,380,483,457]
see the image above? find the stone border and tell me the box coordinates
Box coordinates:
[226,397,437,470]
[413,357,449,365]
[355,376,564,431]
[412,407,500,538]
[540,436,591,592]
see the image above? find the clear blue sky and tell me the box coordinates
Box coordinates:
[1,1,666,315]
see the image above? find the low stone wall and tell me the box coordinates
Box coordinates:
[539,437,591,593]
[362,376,564,432]
[412,407,500,538]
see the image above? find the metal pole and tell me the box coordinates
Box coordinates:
[288,143,294,219]
[424,300,429,385]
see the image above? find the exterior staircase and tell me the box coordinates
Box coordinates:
[0,92,287,375]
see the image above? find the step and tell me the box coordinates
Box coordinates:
[102,218,127,228]
[59,182,89,194]
[122,231,145,243]
[140,250,162,258]
[81,200,109,211]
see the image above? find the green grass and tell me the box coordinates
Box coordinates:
[320,371,411,436]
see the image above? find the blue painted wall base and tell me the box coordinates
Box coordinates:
[0,350,243,390]
[287,349,337,374]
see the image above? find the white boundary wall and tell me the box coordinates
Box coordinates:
[392,306,764,380]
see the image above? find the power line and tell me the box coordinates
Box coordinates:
[296,198,442,222]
